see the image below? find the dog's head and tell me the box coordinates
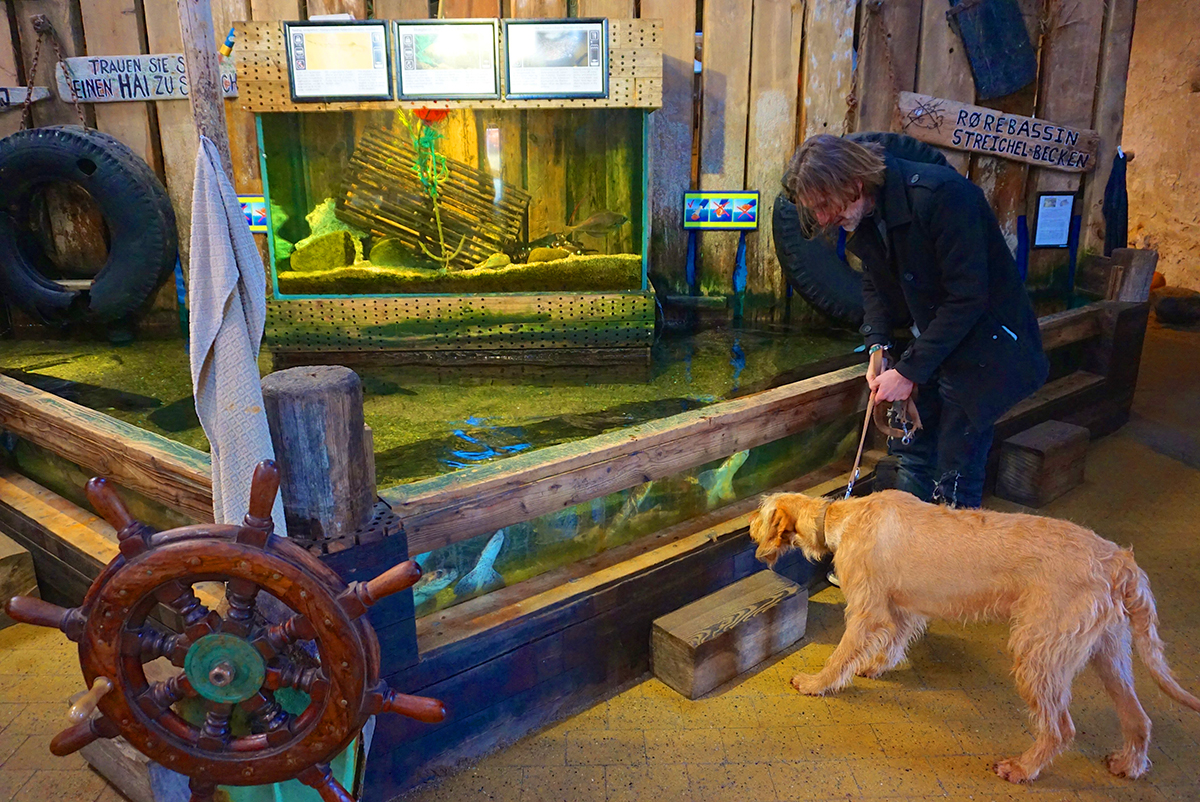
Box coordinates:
[749,493,832,567]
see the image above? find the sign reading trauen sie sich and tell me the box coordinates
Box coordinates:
[897,92,1099,173]
[55,55,238,103]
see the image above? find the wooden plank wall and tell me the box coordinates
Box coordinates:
[0,0,1139,327]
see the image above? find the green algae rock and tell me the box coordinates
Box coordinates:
[477,252,511,269]
[270,201,294,260]
[289,230,360,273]
[527,247,570,263]
[293,198,367,253]
[369,237,412,267]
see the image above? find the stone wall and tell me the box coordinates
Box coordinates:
[1123,0,1200,290]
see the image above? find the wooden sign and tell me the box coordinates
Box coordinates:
[55,55,238,103]
[897,92,1099,173]
[0,87,50,109]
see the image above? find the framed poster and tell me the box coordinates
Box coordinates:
[682,191,760,230]
[395,19,500,100]
[284,20,393,102]
[502,18,608,99]
[1033,192,1076,249]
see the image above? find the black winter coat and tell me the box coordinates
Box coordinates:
[847,151,1049,429]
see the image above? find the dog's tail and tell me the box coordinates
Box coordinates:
[1115,549,1200,712]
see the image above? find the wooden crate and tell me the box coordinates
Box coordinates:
[996,420,1090,507]
[651,569,807,699]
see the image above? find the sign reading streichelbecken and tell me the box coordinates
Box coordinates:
[55,56,237,102]
[285,20,392,102]
[898,92,1099,173]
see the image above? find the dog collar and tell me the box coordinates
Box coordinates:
[813,498,834,550]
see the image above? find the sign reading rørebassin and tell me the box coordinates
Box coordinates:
[897,92,1099,173]
[55,55,238,103]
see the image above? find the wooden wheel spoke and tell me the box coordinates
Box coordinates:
[188,777,218,802]
[239,690,290,739]
[195,701,234,751]
[264,665,328,696]
[297,763,353,802]
[252,613,318,661]
[220,578,260,637]
[122,627,188,667]
[155,581,220,640]
[138,673,196,717]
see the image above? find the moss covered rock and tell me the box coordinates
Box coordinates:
[477,252,511,269]
[369,237,414,267]
[528,247,571,263]
[289,230,360,273]
[293,198,367,254]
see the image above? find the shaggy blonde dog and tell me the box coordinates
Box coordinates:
[749,489,1200,783]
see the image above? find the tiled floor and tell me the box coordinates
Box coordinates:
[1,326,1198,802]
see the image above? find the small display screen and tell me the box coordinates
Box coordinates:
[683,192,760,230]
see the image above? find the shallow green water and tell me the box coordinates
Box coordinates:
[0,326,857,488]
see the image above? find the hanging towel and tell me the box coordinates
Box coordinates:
[188,136,287,536]
[1102,150,1129,256]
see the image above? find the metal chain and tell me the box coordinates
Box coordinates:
[21,14,87,130]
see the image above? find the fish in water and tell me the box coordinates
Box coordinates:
[454,529,507,599]
[610,482,656,531]
[537,506,581,545]
[2,369,163,412]
[565,210,628,239]
[696,449,750,508]
[412,567,458,608]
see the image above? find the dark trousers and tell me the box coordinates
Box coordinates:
[886,373,994,509]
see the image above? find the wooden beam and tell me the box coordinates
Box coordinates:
[373,0,429,16]
[1025,0,1104,283]
[642,0,695,293]
[144,2,199,278]
[12,0,93,128]
[855,0,921,133]
[1,5,28,138]
[439,0,500,15]
[78,0,159,170]
[744,0,804,301]
[0,375,213,522]
[382,366,869,554]
[1037,304,1103,351]
[696,0,752,294]
[1080,0,1137,254]
[801,0,855,139]
[178,0,234,180]
[250,0,303,18]
[915,0,974,173]
[306,0,367,16]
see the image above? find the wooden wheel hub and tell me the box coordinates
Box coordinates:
[3,460,447,802]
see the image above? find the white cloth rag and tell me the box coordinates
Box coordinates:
[188,136,287,536]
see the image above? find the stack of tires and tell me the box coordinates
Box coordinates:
[0,126,177,334]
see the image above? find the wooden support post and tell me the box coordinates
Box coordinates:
[1107,248,1157,303]
[801,0,856,139]
[1,7,28,139]
[178,0,234,181]
[642,0,696,294]
[261,366,375,544]
[696,1,752,294]
[373,0,429,17]
[744,0,804,305]
[1082,299,1150,434]
[915,0,974,173]
[854,0,921,133]
[0,531,40,629]
[1081,0,1137,255]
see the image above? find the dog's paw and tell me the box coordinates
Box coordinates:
[1104,751,1151,778]
[856,664,887,679]
[994,758,1033,783]
[790,673,825,695]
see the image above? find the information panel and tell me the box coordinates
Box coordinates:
[284,21,392,102]
[395,20,500,100]
[682,192,760,230]
[503,19,608,99]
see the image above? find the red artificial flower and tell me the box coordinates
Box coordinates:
[413,108,450,124]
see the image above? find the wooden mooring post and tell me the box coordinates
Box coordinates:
[261,365,376,545]
[177,0,234,181]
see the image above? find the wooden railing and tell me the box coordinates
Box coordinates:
[0,302,1120,539]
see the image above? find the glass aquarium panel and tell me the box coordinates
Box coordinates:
[410,412,861,617]
[259,107,645,296]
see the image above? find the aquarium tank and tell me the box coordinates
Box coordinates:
[259,108,646,297]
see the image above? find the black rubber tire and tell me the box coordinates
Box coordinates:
[772,193,864,326]
[0,126,177,325]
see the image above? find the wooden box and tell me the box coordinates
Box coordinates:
[0,531,38,629]
[996,420,1090,507]
[651,569,807,699]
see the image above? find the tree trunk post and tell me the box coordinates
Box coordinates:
[177,0,234,181]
